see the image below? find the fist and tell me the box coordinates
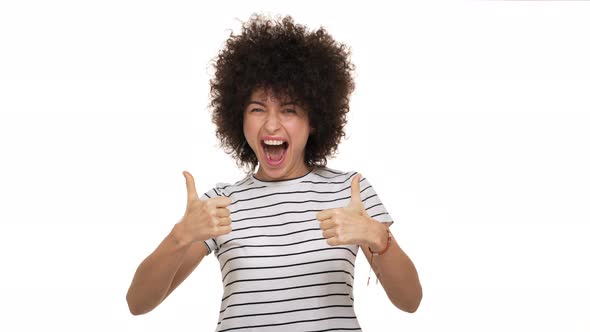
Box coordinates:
[316,173,372,246]
[178,171,232,244]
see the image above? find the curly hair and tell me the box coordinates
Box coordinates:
[209,14,355,171]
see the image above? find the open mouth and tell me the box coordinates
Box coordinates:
[261,139,289,166]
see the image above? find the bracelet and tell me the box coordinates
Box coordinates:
[367,228,392,286]
[368,228,392,255]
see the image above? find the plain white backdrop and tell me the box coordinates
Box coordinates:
[1,0,589,331]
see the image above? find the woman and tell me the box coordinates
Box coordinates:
[126,14,422,331]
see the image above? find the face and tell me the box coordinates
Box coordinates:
[243,88,312,181]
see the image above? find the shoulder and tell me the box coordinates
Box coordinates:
[201,173,253,199]
[312,166,361,182]
[313,166,355,179]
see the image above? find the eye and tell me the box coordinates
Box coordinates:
[250,108,264,113]
[282,108,297,114]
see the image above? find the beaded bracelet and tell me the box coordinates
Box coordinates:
[367,228,392,286]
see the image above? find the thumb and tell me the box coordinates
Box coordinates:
[183,171,199,202]
[348,173,363,209]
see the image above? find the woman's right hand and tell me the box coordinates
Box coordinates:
[177,171,232,245]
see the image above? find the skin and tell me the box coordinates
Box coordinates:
[317,174,423,312]
[126,87,422,316]
[126,171,232,315]
[243,88,312,181]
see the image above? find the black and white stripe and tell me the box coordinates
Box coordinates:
[202,167,393,331]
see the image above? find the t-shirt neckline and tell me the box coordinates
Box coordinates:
[251,168,315,186]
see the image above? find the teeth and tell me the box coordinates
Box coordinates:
[263,140,285,146]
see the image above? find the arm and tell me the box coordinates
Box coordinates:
[361,221,422,313]
[126,170,232,315]
[317,173,422,313]
[126,223,208,315]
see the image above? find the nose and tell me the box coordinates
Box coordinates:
[263,110,281,133]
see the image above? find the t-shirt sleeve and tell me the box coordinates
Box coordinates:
[201,185,229,255]
[358,174,394,228]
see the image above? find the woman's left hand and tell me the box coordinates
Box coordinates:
[316,174,382,247]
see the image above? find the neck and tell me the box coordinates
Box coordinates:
[254,164,312,181]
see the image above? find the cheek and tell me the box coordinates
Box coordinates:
[289,121,311,150]
[243,118,257,144]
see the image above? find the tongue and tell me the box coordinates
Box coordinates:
[266,145,286,161]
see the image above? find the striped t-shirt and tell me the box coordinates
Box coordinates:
[202,167,393,332]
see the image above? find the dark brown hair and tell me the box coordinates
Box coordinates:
[209,14,355,171]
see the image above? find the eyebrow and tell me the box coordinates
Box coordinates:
[247,100,298,107]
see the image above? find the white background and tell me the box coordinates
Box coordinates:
[1,0,589,331]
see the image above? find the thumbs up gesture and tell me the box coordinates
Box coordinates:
[316,174,376,247]
[177,171,232,245]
